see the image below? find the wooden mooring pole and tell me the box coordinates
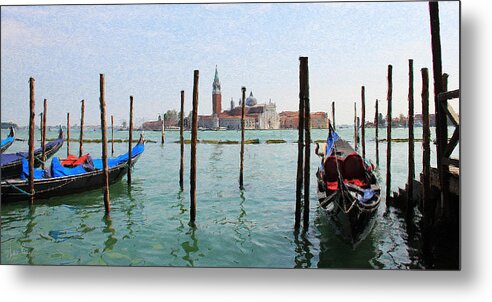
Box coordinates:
[28,78,35,204]
[386,65,393,203]
[375,99,379,167]
[41,99,47,170]
[361,86,366,159]
[39,113,43,141]
[301,57,310,228]
[111,115,114,156]
[421,68,432,226]
[190,70,199,224]
[408,59,415,203]
[66,112,70,157]
[179,90,185,190]
[128,96,134,185]
[295,60,305,230]
[353,102,357,150]
[239,86,246,190]
[161,114,165,145]
[99,74,110,214]
[429,1,449,218]
[331,101,336,130]
[79,99,85,157]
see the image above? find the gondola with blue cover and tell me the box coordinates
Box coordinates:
[0,128,64,179]
[315,124,380,246]
[1,133,145,203]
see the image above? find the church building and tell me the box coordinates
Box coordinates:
[198,67,280,130]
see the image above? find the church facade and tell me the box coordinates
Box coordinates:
[198,67,280,130]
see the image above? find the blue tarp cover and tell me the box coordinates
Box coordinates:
[21,143,144,179]
[1,138,63,166]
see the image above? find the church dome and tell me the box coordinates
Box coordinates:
[246,91,257,107]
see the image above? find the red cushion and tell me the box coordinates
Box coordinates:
[73,154,89,166]
[326,181,339,191]
[60,154,78,166]
[344,178,368,188]
[61,154,89,167]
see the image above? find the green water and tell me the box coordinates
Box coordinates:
[0,127,457,268]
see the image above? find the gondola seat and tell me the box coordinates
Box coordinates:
[323,156,344,191]
[343,153,368,188]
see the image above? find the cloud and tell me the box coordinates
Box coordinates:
[1,19,44,47]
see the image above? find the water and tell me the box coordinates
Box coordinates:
[0,126,458,268]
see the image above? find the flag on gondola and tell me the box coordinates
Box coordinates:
[326,128,340,156]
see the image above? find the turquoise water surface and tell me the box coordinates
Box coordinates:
[0,127,457,268]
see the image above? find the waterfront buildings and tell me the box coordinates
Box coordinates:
[279,111,329,129]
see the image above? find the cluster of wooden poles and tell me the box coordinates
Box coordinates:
[291,2,453,230]
[26,74,137,217]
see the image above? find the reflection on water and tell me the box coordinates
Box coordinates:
[1,128,434,268]
[293,228,313,268]
[181,225,199,267]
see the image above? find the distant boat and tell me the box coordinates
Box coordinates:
[0,127,15,153]
[1,133,145,203]
[0,128,64,179]
[315,126,381,246]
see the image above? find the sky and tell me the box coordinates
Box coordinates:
[1,1,460,126]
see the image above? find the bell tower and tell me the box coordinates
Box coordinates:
[212,65,222,115]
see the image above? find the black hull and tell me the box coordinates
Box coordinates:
[1,155,141,203]
[1,139,63,179]
[0,140,14,153]
[316,175,380,246]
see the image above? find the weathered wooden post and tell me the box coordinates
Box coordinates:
[239,86,246,190]
[386,65,393,203]
[161,114,165,145]
[331,101,336,130]
[28,78,35,204]
[179,90,185,190]
[301,57,311,228]
[111,115,114,156]
[41,99,47,169]
[361,86,366,159]
[79,99,85,157]
[408,59,415,203]
[128,96,134,185]
[421,68,432,226]
[39,113,43,141]
[375,99,379,166]
[429,1,449,217]
[442,73,449,92]
[66,112,70,157]
[353,102,357,150]
[190,70,199,223]
[295,60,305,230]
[99,74,110,214]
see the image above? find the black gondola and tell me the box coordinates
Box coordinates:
[0,127,15,153]
[1,133,145,203]
[315,126,381,246]
[0,128,64,179]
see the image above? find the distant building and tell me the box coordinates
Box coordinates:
[279,111,328,129]
[142,115,164,131]
[198,67,280,130]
